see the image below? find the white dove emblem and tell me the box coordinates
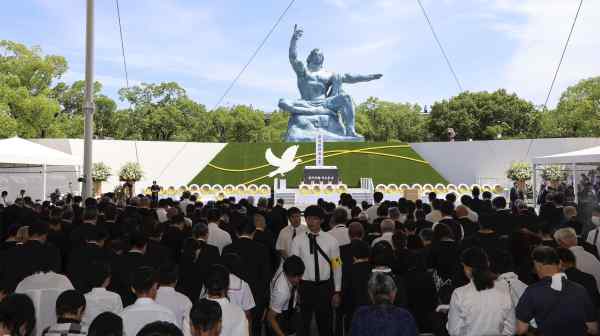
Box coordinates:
[265,145,302,177]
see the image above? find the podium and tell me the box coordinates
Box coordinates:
[304,166,339,184]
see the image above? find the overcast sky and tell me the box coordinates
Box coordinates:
[2,0,599,111]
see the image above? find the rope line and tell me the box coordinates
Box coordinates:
[416,0,463,92]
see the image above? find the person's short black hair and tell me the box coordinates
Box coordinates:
[373,192,384,203]
[130,231,148,249]
[351,240,370,260]
[85,225,108,242]
[88,312,123,336]
[159,264,179,285]
[493,197,507,209]
[277,199,285,206]
[445,193,457,203]
[532,246,560,266]
[371,241,394,267]
[205,264,230,296]
[137,321,183,336]
[56,290,86,317]
[419,228,434,242]
[238,217,256,235]
[304,205,325,220]
[282,255,305,277]
[207,208,221,223]
[428,191,437,202]
[440,200,454,216]
[472,186,480,197]
[482,191,492,200]
[192,222,209,238]
[190,299,222,333]
[87,260,111,288]
[0,294,35,336]
[333,207,348,225]
[131,266,158,294]
[287,207,301,218]
[29,219,49,237]
[556,247,576,265]
[460,195,472,207]
[85,198,98,208]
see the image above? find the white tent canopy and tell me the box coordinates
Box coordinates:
[0,137,81,166]
[0,137,81,200]
[533,145,600,165]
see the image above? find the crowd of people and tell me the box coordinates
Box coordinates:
[0,186,599,336]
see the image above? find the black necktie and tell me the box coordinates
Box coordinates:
[289,286,296,311]
[292,228,297,240]
[309,234,320,282]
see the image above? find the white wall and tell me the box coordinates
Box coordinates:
[411,138,600,186]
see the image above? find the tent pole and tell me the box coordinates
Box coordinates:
[532,164,537,207]
[42,164,47,201]
[572,163,578,204]
[82,0,95,199]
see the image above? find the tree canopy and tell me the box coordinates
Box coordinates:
[1,39,599,143]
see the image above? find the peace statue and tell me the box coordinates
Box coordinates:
[279,25,383,142]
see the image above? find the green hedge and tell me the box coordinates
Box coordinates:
[190,142,447,187]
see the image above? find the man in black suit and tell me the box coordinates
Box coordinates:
[491,197,518,236]
[267,199,288,238]
[67,225,112,292]
[558,247,600,307]
[438,201,463,241]
[340,223,366,334]
[253,211,278,275]
[161,214,188,263]
[222,218,271,336]
[109,231,151,306]
[2,219,62,291]
[470,186,484,214]
[177,223,220,302]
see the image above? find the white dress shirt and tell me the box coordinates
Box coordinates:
[155,286,193,331]
[207,222,232,254]
[156,208,169,223]
[290,231,342,292]
[570,245,600,289]
[447,280,515,336]
[467,208,479,223]
[15,272,74,336]
[179,199,193,215]
[586,228,600,258]
[200,274,255,313]
[120,298,177,336]
[372,232,394,248]
[276,225,307,257]
[366,203,380,224]
[83,287,123,326]
[209,297,249,336]
[270,270,297,314]
[328,224,351,246]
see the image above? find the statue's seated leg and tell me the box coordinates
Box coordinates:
[327,93,361,138]
[279,98,332,116]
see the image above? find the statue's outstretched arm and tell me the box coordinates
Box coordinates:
[289,25,306,76]
[342,73,383,84]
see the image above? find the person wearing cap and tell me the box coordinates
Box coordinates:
[515,246,598,336]
[290,205,342,336]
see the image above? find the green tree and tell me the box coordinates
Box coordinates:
[355,97,426,142]
[543,77,600,137]
[264,111,289,142]
[427,90,539,140]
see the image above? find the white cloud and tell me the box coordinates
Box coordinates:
[490,0,600,107]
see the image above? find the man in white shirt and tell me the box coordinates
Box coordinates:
[120,267,177,336]
[190,299,223,336]
[267,256,305,336]
[366,192,384,224]
[291,205,342,336]
[16,269,74,336]
[371,219,395,248]
[82,261,123,326]
[555,227,600,289]
[41,290,88,336]
[179,191,194,215]
[328,208,351,247]
[206,208,231,254]
[276,207,306,259]
[155,264,193,332]
[205,265,249,336]
[156,199,170,224]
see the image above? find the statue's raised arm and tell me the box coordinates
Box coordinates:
[342,73,383,84]
[289,25,306,76]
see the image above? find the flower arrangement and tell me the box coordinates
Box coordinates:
[506,162,532,182]
[91,162,112,182]
[541,165,568,183]
[118,162,144,182]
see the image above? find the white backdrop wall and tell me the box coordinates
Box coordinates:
[411,138,600,186]
[1,137,598,201]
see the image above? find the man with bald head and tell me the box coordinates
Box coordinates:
[455,205,478,239]
[371,219,395,248]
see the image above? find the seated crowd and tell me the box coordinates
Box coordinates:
[0,187,599,336]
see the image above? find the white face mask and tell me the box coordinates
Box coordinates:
[592,216,600,227]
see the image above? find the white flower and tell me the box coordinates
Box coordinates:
[118,162,144,181]
[507,162,532,182]
[92,162,112,182]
